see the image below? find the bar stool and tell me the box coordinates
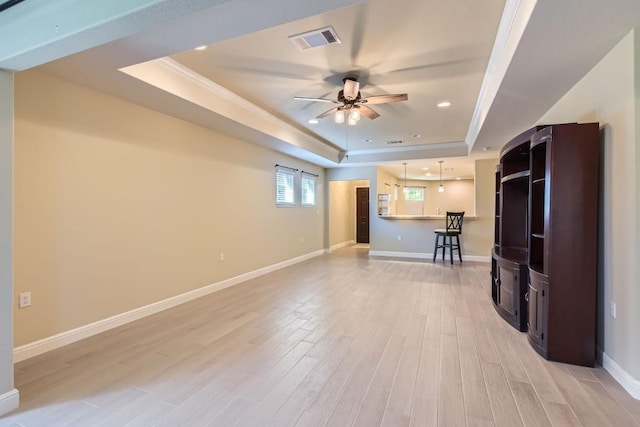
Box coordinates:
[433,211,464,264]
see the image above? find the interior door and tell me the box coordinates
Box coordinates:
[356,187,370,243]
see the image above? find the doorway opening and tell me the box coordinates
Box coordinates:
[328,179,370,250]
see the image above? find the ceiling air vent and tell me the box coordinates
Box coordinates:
[386,140,404,145]
[289,26,341,52]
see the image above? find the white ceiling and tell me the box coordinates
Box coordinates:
[170,0,505,154]
[2,0,640,180]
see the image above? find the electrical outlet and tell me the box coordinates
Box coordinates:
[219,253,225,262]
[610,301,616,319]
[397,235,402,241]
[19,292,31,308]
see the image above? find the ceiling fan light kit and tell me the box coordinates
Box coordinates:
[343,78,360,100]
[294,76,408,125]
[347,107,361,126]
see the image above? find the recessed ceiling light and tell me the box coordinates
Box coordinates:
[308,119,319,124]
[456,177,461,180]
[426,173,432,176]
[412,133,421,138]
[437,101,451,108]
[421,167,429,171]
[364,138,373,143]
[194,45,208,51]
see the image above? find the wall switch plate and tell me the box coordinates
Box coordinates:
[610,301,616,318]
[397,235,402,241]
[300,237,304,243]
[219,253,225,262]
[19,292,31,308]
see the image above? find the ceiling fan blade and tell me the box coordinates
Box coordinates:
[343,79,360,100]
[359,105,380,119]
[316,107,340,119]
[294,96,339,103]
[361,93,408,105]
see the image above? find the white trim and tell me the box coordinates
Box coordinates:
[465,0,537,151]
[13,250,324,363]
[0,388,19,416]
[603,352,640,400]
[369,250,491,263]
[346,140,467,156]
[328,240,356,252]
[119,59,342,165]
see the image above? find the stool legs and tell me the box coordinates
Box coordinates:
[442,235,446,261]
[433,233,463,263]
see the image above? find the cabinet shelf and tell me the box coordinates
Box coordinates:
[501,170,530,183]
[529,264,544,274]
[492,126,545,332]
[525,123,600,367]
[494,123,599,367]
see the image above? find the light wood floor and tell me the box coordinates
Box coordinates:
[2,246,639,426]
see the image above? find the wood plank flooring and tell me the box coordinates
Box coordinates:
[2,246,639,426]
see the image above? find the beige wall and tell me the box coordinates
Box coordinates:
[471,158,498,254]
[328,180,368,247]
[398,179,474,216]
[13,70,325,346]
[376,169,475,217]
[538,30,640,382]
[0,71,15,407]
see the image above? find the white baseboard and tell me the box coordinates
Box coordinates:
[603,352,640,400]
[13,250,324,363]
[327,240,356,253]
[369,250,491,263]
[0,388,19,416]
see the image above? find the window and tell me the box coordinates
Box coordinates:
[276,167,295,205]
[301,173,316,206]
[404,186,425,215]
[404,187,424,201]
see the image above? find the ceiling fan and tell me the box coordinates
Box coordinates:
[294,77,408,125]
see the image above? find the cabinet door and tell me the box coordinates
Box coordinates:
[498,265,515,316]
[528,273,547,347]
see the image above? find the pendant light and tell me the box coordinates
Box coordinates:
[438,160,445,193]
[403,162,408,193]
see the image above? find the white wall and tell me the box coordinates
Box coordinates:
[0,71,18,416]
[538,29,640,396]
